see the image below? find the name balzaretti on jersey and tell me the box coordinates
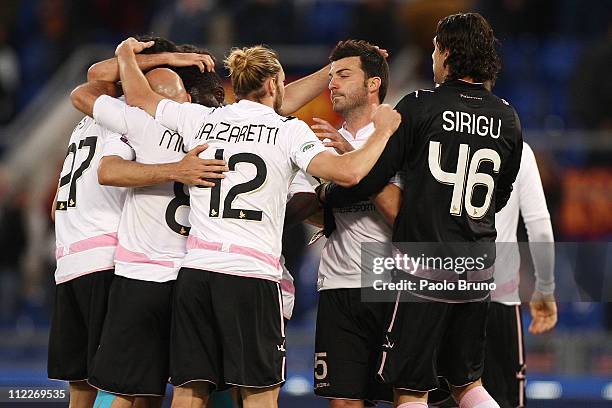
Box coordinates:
[196,121,280,145]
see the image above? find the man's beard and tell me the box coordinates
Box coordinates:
[273,84,283,113]
[332,85,368,115]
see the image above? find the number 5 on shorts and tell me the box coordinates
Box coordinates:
[314,352,328,380]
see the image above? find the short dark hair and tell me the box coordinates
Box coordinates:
[134,34,177,54]
[435,13,501,83]
[329,39,389,103]
[175,44,225,107]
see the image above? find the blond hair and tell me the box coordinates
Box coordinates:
[224,45,282,99]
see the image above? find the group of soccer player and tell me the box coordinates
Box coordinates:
[48,11,558,408]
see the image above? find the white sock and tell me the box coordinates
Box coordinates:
[458,386,500,408]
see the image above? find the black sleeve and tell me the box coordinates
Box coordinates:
[325,94,415,208]
[495,111,523,212]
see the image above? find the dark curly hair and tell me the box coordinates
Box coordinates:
[435,13,501,83]
[329,39,389,103]
[173,44,225,107]
[134,34,177,54]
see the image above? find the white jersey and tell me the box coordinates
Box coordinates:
[54,116,128,284]
[493,142,553,304]
[156,99,327,282]
[318,123,401,291]
[93,95,190,282]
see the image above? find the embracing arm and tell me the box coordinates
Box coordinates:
[306,104,400,187]
[280,64,330,116]
[88,53,172,82]
[284,193,319,229]
[372,183,402,226]
[98,145,227,188]
[70,81,121,118]
[88,52,214,83]
[115,39,165,117]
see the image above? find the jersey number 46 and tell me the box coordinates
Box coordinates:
[428,141,501,219]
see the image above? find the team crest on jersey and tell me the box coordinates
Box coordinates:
[301,142,316,153]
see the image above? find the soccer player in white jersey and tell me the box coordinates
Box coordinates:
[306,40,403,407]
[70,66,226,408]
[114,37,400,408]
[49,37,225,408]
[74,39,350,408]
[48,112,127,408]
[482,142,557,408]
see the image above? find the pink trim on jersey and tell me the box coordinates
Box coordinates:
[55,265,114,285]
[56,232,118,260]
[280,278,295,295]
[186,236,281,270]
[114,244,175,268]
[491,277,520,298]
[229,243,281,270]
[515,305,525,407]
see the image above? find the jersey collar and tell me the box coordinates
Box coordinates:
[236,99,276,113]
[443,79,486,90]
[338,122,375,141]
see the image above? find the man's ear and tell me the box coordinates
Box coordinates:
[187,93,192,103]
[368,77,381,93]
[269,77,276,96]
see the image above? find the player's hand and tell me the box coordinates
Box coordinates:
[167,52,215,72]
[173,144,228,187]
[115,37,154,57]
[528,291,558,334]
[374,46,389,59]
[311,117,354,155]
[371,104,401,137]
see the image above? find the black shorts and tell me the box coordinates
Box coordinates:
[88,276,174,396]
[378,291,489,392]
[314,288,393,404]
[482,303,526,408]
[170,268,285,389]
[48,269,114,382]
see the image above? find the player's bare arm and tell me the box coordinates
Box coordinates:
[280,46,387,116]
[98,144,227,188]
[115,38,167,117]
[372,183,402,226]
[51,185,59,222]
[280,64,331,116]
[87,52,214,83]
[284,192,319,229]
[70,81,121,118]
[306,104,400,187]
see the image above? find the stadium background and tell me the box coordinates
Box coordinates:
[0,0,610,406]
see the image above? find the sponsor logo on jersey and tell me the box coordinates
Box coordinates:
[301,142,316,153]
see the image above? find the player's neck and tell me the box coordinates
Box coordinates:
[343,103,377,137]
[243,95,274,109]
[458,76,477,84]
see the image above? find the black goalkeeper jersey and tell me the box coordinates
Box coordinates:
[325,79,523,247]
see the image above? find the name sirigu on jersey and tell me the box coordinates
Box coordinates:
[197,121,280,145]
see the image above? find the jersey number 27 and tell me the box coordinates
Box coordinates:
[56,136,97,211]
